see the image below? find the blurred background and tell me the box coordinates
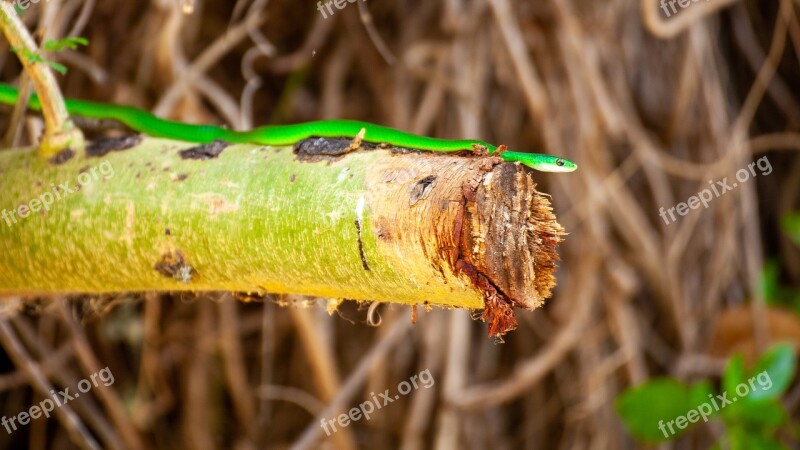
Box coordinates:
[0,0,799,448]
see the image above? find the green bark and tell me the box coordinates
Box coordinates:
[0,138,564,333]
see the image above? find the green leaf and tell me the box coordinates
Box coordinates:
[726,427,789,450]
[749,343,796,401]
[45,61,68,75]
[783,213,800,245]
[27,52,46,64]
[43,36,89,52]
[759,260,780,304]
[10,47,48,66]
[615,378,713,442]
[720,344,795,429]
[723,344,795,405]
[760,259,800,308]
[721,398,787,428]
[724,354,746,394]
[9,46,68,74]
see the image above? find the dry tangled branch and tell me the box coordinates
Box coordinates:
[0,0,798,448]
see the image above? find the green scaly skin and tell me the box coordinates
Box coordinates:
[0,83,577,172]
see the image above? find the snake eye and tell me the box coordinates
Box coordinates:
[556,159,565,167]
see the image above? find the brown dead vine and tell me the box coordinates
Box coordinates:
[0,0,798,449]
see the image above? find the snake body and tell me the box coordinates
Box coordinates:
[0,83,577,172]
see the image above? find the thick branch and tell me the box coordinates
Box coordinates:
[0,137,564,335]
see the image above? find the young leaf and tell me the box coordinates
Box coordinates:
[615,378,713,442]
[43,36,89,52]
[749,343,796,401]
[723,354,746,395]
[759,260,780,304]
[9,47,69,75]
[45,61,68,75]
[721,397,787,428]
[726,428,790,450]
[783,213,800,245]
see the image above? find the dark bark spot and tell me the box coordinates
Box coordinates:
[154,250,195,283]
[354,218,370,271]
[409,175,437,206]
[179,140,229,160]
[294,137,380,162]
[49,148,74,165]
[86,135,142,157]
[295,137,353,156]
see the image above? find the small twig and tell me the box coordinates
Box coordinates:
[131,294,174,428]
[0,317,100,450]
[0,2,85,158]
[67,0,96,37]
[1,75,31,148]
[182,299,215,450]
[217,295,257,441]
[268,12,334,73]
[450,256,598,410]
[641,0,738,39]
[290,318,411,450]
[56,299,145,450]
[356,0,396,65]
[433,310,471,448]
[257,300,275,429]
[487,0,548,122]
[400,311,445,450]
[0,341,74,392]
[153,10,266,117]
[289,306,358,450]
[11,315,125,450]
[731,4,800,128]
[256,385,325,416]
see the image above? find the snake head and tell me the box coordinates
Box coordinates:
[542,156,578,172]
[500,151,578,172]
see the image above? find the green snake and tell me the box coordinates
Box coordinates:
[0,83,577,172]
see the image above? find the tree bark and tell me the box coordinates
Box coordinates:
[0,137,565,335]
